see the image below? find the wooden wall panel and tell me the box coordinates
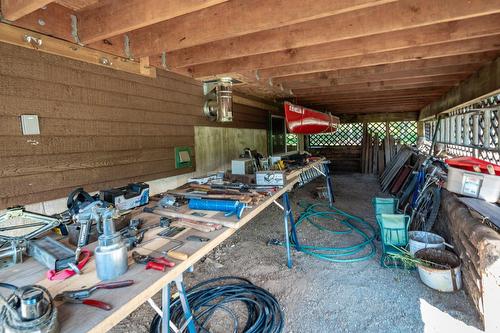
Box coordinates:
[310,146,362,173]
[0,42,269,208]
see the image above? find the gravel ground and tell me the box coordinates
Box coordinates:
[111,173,482,333]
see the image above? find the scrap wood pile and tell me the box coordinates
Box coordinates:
[361,128,402,175]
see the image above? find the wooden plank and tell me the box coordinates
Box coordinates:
[255,35,500,81]
[89,0,394,57]
[55,0,100,11]
[233,94,278,111]
[420,58,500,120]
[292,79,460,96]
[282,66,477,90]
[0,0,53,20]
[176,0,500,76]
[77,0,229,44]
[176,13,500,72]
[0,115,194,137]
[330,105,423,113]
[0,148,177,177]
[273,53,495,84]
[0,75,202,112]
[0,23,156,78]
[0,159,186,198]
[0,95,204,126]
[0,135,194,157]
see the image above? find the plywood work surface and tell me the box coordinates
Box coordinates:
[0,160,323,333]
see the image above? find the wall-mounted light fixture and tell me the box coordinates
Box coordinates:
[203,77,234,122]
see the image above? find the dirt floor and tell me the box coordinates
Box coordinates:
[112,174,482,333]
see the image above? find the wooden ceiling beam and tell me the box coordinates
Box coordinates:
[297,87,449,101]
[284,70,473,90]
[179,13,500,75]
[292,75,460,97]
[256,35,500,81]
[304,97,444,106]
[77,0,230,44]
[274,53,494,85]
[303,94,446,103]
[327,105,423,114]
[177,0,500,78]
[88,0,393,57]
[1,0,54,21]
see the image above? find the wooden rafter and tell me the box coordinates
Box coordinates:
[88,0,395,57]
[172,13,500,73]
[77,0,230,44]
[168,0,500,76]
[1,0,54,20]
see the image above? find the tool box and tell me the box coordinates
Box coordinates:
[256,171,287,186]
[100,183,150,210]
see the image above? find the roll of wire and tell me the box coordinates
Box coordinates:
[150,276,284,333]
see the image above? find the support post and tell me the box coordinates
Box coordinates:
[174,275,196,333]
[161,283,171,333]
[282,192,294,268]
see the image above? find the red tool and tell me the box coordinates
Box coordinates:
[47,249,92,281]
[54,280,134,311]
[132,251,175,272]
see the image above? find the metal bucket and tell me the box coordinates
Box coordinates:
[415,248,462,292]
[408,231,445,255]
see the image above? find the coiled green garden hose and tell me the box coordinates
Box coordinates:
[289,202,377,263]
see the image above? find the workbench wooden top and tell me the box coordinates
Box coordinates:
[0,160,324,333]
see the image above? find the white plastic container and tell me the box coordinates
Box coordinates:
[446,166,500,202]
[409,231,445,255]
[415,248,462,292]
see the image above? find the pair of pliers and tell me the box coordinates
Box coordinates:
[132,251,175,271]
[55,280,134,311]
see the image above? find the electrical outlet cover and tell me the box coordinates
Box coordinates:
[21,115,40,135]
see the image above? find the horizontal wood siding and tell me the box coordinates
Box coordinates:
[0,43,268,208]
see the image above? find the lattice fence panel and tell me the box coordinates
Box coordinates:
[309,123,363,147]
[367,122,386,140]
[389,121,418,145]
[286,133,298,146]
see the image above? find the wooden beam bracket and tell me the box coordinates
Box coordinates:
[0,23,157,78]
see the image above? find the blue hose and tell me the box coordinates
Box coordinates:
[289,202,377,263]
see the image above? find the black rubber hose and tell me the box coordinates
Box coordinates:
[150,276,284,333]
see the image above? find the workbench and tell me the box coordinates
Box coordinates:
[0,159,327,333]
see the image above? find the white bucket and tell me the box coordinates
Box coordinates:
[409,231,445,255]
[415,248,462,292]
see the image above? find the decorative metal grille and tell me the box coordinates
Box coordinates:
[424,93,500,162]
[389,121,418,145]
[309,123,363,147]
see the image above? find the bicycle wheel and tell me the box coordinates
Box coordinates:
[410,185,441,231]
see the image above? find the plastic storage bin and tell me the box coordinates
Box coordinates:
[446,166,500,202]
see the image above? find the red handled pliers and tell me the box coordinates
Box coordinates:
[54,280,134,311]
[132,251,175,272]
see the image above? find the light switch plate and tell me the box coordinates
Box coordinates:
[21,115,40,135]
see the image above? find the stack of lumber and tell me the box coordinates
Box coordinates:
[361,127,400,175]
